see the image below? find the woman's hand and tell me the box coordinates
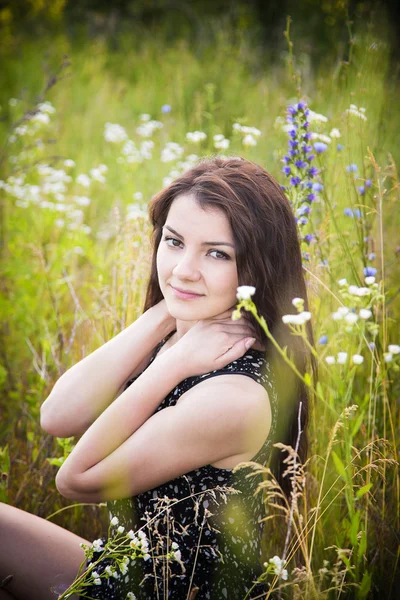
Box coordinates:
[168,307,258,378]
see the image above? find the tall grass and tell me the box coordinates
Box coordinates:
[0,21,399,599]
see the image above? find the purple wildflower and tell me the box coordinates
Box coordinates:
[308,166,319,177]
[290,176,301,186]
[312,182,324,192]
[337,143,344,151]
[314,142,328,153]
[346,164,358,173]
[161,104,172,113]
[353,208,361,218]
[307,193,316,202]
[318,335,328,345]
[368,252,376,261]
[303,233,315,244]
[364,266,377,277]
[344,208,354,217]
[365,179,372,188]
[358,186,365,195]
[283,166,291,176]
[295,160,308,169]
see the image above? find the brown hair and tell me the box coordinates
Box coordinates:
[143,156,317,496]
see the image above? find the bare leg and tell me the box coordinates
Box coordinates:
[0,502,91,600]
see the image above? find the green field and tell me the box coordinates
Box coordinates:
[0,16,399,600]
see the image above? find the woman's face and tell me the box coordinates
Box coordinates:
[157,193,239,321]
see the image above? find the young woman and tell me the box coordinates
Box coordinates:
[0,157,314,600]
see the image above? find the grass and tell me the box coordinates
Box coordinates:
[0,19,399,599]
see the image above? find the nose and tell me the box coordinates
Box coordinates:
[172,251,201,281]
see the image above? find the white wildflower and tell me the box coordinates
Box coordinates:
[338,278,347,286]
[186,131,207,143]
[133,191,143,200]
[352,354,364,365]
[236,285,256,300]
[388,344,400,354]
[325,356,336,365]
[143,553,151,561]
[137,530,147,540]
[64,159,75,167]
[136,120,163,137]
[92,539,104,552]
[282,311,311,325]
[140,113,151,121]
[308,110,328,123]
[38,101,56,114]
[92,571,100,578]
[104,123,128,143]
[330,128,341,138]
[268,555,288,580]
[365,276,376,285]
[344,312,359,324]
[171,542,179,550]
[292,297,304,310]
[384,353,393,363]
[160,141,184,162]
[311,132,331,144]
[213,134,230,149]
[73,195,91,206]
[117,526,125,534]
[345,104,367,121]
[94,578,102,585]
[173,549,182,561]
[110,516,119,526]
[359,308,372,319]
[76,174,91,188]
[242,134,257,147]
[127,593,137,600]
[337,352,348,364]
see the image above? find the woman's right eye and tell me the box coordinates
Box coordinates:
[163,236,182,248]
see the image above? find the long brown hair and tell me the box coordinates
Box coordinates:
[143,156,317,496]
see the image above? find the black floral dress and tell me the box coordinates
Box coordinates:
[80,334,278,600]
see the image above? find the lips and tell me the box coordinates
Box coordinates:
[170,285,203,296]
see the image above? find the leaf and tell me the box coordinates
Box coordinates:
[331,450,349,483]
[304,372,312,386]
[356,483,372,499]
[357,570,372,599]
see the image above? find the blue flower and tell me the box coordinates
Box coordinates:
[353,208,361,218]
[299,217,308,226]
[346,163,358,173]
[308,166,319,178]
[303,233,315,244]
[365,179,372,188]
[368,252,376,261]
[314,142,328,153]
[296,205,311,217]
[368,342,375,350]
[312,182,324,192]
[290,176,301,186]
[302,251,310,261]
[307,193,316,202]
[344,208,354,217]
[364,266,377,277]
[161,104,172,113]
[337,143,344,151]
[297,101,306,110]
[307,153,315,162]
[358,186,365,195]
[283,166,291,176]
[318,335,328,345]
[295,159,308,169]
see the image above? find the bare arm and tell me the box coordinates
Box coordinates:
[55,346,270,502]
[40,300,175,438]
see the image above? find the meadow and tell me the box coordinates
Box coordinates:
[0,20,399,599]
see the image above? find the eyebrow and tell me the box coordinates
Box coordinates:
[163,225,235,249]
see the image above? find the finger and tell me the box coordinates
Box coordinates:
[215,336,256,368]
